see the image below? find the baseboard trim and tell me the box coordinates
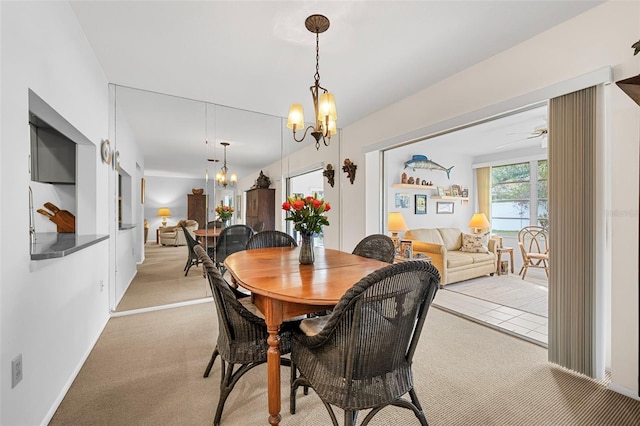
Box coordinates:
[607,381,640,401]
[110,297,213,317]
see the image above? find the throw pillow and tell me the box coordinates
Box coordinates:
[459,233,489,253]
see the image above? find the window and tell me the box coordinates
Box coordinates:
[491,159,547,233]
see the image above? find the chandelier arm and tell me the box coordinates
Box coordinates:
[292,125,317,143]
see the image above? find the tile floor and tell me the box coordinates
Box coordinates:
[433,288,548,347]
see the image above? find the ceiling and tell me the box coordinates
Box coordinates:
[69,1,601,178]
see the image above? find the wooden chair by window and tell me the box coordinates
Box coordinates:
[194,245,296,426]
[352,234,396,264]
[290,261,440,425]
[246,230,297,250]
[517,225,550,279]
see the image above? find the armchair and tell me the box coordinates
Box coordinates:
[194,244,296,425]
[159,219,198,246]
[290,261,440,426]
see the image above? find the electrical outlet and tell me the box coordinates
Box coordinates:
[99,280,104,292]
[11,354,22,388]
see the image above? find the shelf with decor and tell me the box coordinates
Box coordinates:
[431,195,469,201]
[392,184,435,190]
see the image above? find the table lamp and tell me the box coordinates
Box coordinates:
[468,212,490,234]
[388,212,409,251]
[157,207,172,227]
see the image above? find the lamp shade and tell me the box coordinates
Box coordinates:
[157,207,172,217]
[468,213,490,229]
[327,119,337,136]
[317,92,337,121]
[287,104,304,130]
[388,212,409,233]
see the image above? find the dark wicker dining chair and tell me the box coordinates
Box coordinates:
[352,234,396,264]
[210,225,254,276]
[290,261,440,426]
[246,230,298,250]
[181,224,202,276]
[194,245,296,426]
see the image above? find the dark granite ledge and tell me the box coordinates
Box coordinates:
[30,233,109,260]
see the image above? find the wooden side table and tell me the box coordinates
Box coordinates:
[496,247,514,275]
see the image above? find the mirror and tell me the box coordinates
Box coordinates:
[111,85,340,312]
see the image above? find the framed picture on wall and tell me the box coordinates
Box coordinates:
[436,201,454,214]
[414,194,427,214]
[395,193,410,208]
[400,239,413,259]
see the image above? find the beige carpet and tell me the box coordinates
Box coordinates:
[50,301,640,425]
[445,268,549,317]
[116,243,211,312]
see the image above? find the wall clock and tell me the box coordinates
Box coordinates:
[101,139,111,165]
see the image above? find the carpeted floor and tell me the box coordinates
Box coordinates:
[115,243,211,312]
[50,301,640,425]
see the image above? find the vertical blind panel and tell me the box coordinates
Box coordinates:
[476,167,491,217]
[548,86,597,377]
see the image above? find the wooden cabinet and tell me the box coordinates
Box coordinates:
[187,194,207,228]
[246,188,275,231]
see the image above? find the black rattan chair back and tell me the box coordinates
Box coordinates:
[290,261,440,426]
[194,244,293,425]
[246,230,298,250]
[352,234,396,264]
[181,224,202,276]
[213,225,254,275]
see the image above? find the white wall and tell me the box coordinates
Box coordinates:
[0,2,143,424]
[143,176,207,232]
[384,142,474,232]
[340,1,638,397]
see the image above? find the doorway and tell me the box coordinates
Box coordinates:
[382,103,550,345]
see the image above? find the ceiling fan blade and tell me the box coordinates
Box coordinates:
[496,128,548,149]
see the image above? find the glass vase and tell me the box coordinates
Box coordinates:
[299,233,315,265]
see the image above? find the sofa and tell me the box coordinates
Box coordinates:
[404,228,497,286]
[159,219,198,246]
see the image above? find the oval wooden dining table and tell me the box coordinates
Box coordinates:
[224,247,389,426]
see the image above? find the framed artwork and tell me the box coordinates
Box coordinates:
[414,194,427,214]
[436,201,455,214]
[400,239,413,259]
[395,193,410,208]
[437,186,445,196]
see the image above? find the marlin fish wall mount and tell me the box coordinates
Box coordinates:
[404,155,454,180]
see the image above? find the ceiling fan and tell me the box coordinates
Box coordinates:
[495,127,548,150]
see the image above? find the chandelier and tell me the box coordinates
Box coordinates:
[214,142,237,188]
[287,14,337,150]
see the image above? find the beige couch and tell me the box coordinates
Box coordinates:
[159,219,198,246]
[404,228,497,286]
